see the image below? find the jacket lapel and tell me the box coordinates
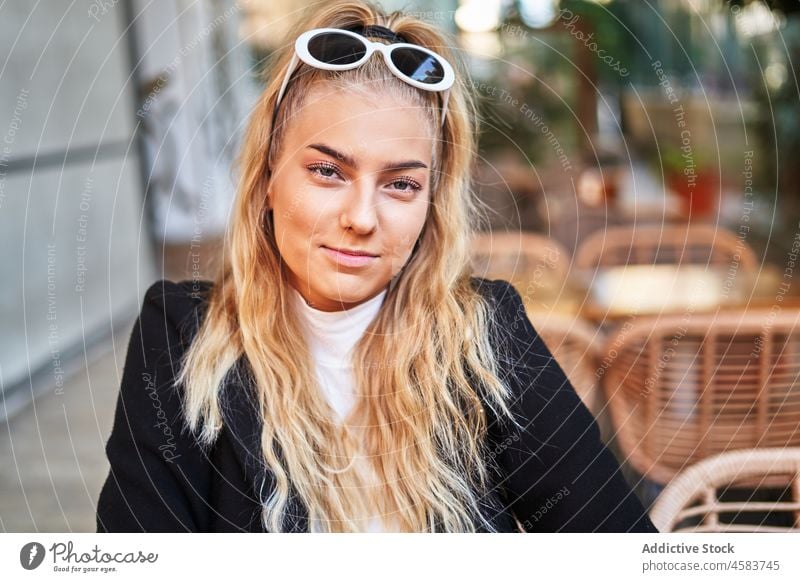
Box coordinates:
[219,358,310,532]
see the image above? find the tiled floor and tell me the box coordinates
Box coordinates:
[0,325,130,532]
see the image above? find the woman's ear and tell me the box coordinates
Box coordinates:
[261,204,274,233]
[264,172,273,209]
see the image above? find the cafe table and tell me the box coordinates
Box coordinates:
[570,263,800,327]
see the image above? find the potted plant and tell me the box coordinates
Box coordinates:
[659,145,718,218]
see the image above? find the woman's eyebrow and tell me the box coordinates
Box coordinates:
[306,143,428,172]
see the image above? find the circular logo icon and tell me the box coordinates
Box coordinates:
[20,542,46,570]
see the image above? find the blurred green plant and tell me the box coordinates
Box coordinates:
[743,7,800,235]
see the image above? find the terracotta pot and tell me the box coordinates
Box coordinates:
[666,170,718,218]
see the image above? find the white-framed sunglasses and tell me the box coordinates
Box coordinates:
[273,27,455,129]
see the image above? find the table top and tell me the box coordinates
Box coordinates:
[505,264,800,324]
[576,264,800,322]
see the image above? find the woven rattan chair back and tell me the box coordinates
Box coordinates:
[650,447,800,532]
[575,224,758,271]
[470,231,570,283]
[602,309,800,485]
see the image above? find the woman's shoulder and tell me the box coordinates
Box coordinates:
[468,276,543,356]
[469,275,519,296]
[139,278,214,346]
[142,278,214,306]
[469,276,526,317]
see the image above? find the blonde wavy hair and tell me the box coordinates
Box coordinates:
[177,0,520,532]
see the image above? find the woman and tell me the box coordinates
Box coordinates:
[96,0,658,533]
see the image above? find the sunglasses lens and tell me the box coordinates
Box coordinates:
[390,48,445,84]
[308,32,366,65]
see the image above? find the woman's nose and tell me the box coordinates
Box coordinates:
[338,179,378,234]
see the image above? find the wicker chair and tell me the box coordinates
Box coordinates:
[575,224,758,271]
[528,313,605,418]
[650,447,800,532]
[470,230,570,283]
[602,309,800,485]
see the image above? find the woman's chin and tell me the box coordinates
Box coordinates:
[316,274,387,304]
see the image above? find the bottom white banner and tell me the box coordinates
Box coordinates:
[1,533,798,581]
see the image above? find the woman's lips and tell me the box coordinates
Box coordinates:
[321,246,378,268]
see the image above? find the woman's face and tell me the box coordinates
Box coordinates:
[267,86,434,311]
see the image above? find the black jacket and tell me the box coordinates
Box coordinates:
[95,277,659,533]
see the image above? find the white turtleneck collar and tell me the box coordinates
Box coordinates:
[289,285,388,368]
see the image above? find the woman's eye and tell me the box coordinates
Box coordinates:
[389,177,422,193]
[307,163,341,180]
